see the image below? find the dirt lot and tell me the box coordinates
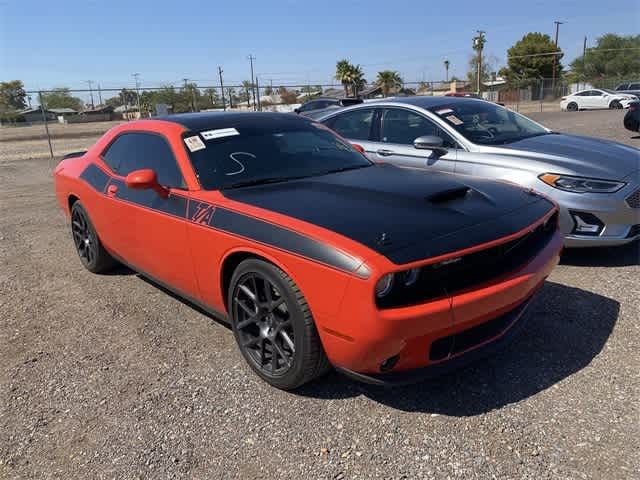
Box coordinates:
[1,110,638,479]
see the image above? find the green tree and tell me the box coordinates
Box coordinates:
[570,33,640,81]
[335,60,365,97]
[0,80,27,122]
[40,88,84,110]
[376,70,403,97]
[467,55,492,91]
[202,88,219,108]
[501,32,563,84]
[240,80,254,107]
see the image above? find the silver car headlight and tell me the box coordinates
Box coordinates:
[539,173,625,193]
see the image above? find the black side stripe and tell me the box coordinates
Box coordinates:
[211,207,362,274]
[79,165,363,276]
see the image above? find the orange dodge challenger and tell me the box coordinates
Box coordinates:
[54,112,562,389]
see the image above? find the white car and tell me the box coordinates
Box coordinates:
[561,88,638,111]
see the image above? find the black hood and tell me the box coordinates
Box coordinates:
[222,164,554,264]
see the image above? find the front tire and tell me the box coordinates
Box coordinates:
[609,100,622,109]
[566,102,578,111]
[228,259,330,390]
[70,201,116,273]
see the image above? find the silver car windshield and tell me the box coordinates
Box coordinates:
[428,102,548,145]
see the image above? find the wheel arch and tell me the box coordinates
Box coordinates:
[219,247,296,312]
[68,193,80,214]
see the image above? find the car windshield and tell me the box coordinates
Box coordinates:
[602,89,617,94]
[183,121,371,190]
[427,101,549,145]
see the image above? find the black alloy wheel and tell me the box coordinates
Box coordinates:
[609,100,622,109]
[567,102,578,111]
[228,259,330,389]
[70,202,116,273]
[232,272,295,376]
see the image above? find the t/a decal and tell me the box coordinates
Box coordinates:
[190,202,216,225]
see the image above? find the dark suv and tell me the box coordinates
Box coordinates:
[294,97,363,119]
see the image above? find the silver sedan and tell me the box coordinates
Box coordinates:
[319,97,640,247]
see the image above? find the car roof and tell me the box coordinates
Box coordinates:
[152,111,306,131]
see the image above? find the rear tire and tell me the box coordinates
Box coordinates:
[228,259,331,390]
[566,102,578,111]
[609,100,622,109]
[70,201,117,273]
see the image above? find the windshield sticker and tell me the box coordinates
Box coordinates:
[446,115,464,125]
[184,135,206,152]
[225,152,254,175]
[435,108,454,115]
[201,127,240,140]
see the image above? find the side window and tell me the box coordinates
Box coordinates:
[327,109,374,141]
[298,102,317,113]
[102,133,185,188]
[590,90,603,96]
[616,84,628,91]
[380,108,457,148]
[630,83,640,90]
[574,91,588,96]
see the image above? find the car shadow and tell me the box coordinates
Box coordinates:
[560,241,639,267]
[295,281,619,415]
[137,275,232,330]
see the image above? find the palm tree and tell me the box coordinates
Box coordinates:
[241,80,254,107]
[335,59,353,98]
[376,70,403,97]
[444,60,450,82]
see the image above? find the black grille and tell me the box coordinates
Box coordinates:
[429,299,529,361]
[626,188,640,209]
[627,225,640,238]
[377,212,557,309]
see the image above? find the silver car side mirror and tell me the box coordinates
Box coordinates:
[414,135,448,157]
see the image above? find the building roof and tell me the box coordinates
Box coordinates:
[48,108,77,114]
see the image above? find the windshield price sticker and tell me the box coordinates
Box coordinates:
[201,128,240,140]
[184,135,206,152]
[446,115,464,125]
[435,108,454,115]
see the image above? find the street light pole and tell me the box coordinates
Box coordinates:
[132,73,142,117]
[85,80,95,109]
[248,54,256,110]
[551,21,564,97]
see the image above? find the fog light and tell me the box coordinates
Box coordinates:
[570,211,604,236]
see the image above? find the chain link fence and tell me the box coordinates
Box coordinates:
[1,75,633,167]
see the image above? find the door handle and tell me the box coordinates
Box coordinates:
[376,149,395,156]
[107,184,118,197]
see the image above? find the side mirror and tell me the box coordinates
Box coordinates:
[125,169,169,199]
[414,135,448,157]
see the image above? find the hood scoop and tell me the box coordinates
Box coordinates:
[427,186,470,204]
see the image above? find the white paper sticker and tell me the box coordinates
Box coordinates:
[184,135,206,152]
[446,115,464,125]
[435,108,454,115]
[201,128,240,140]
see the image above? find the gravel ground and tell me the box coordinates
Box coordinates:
[1,110,638,479]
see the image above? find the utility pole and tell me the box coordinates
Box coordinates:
[247,54,256,110]
[132,73,142,116]
[551,21,564,97]
[582,36,587,90]
[218,66,226,111]
[85,80,95,109]
[444,59,450,82]
[97,83,103,105]
[473,31,486,94]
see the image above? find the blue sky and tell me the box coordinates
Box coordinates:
[1,0,638,95]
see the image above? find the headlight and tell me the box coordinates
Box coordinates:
[401,268,420,286]
[539,173,625,193]
[375,274,395,298]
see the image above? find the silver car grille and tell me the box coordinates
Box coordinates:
[626,188,640,208]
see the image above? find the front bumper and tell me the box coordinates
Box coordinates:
[318,228,562,380]
[534,174,640,248]
[336,297,533,386]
